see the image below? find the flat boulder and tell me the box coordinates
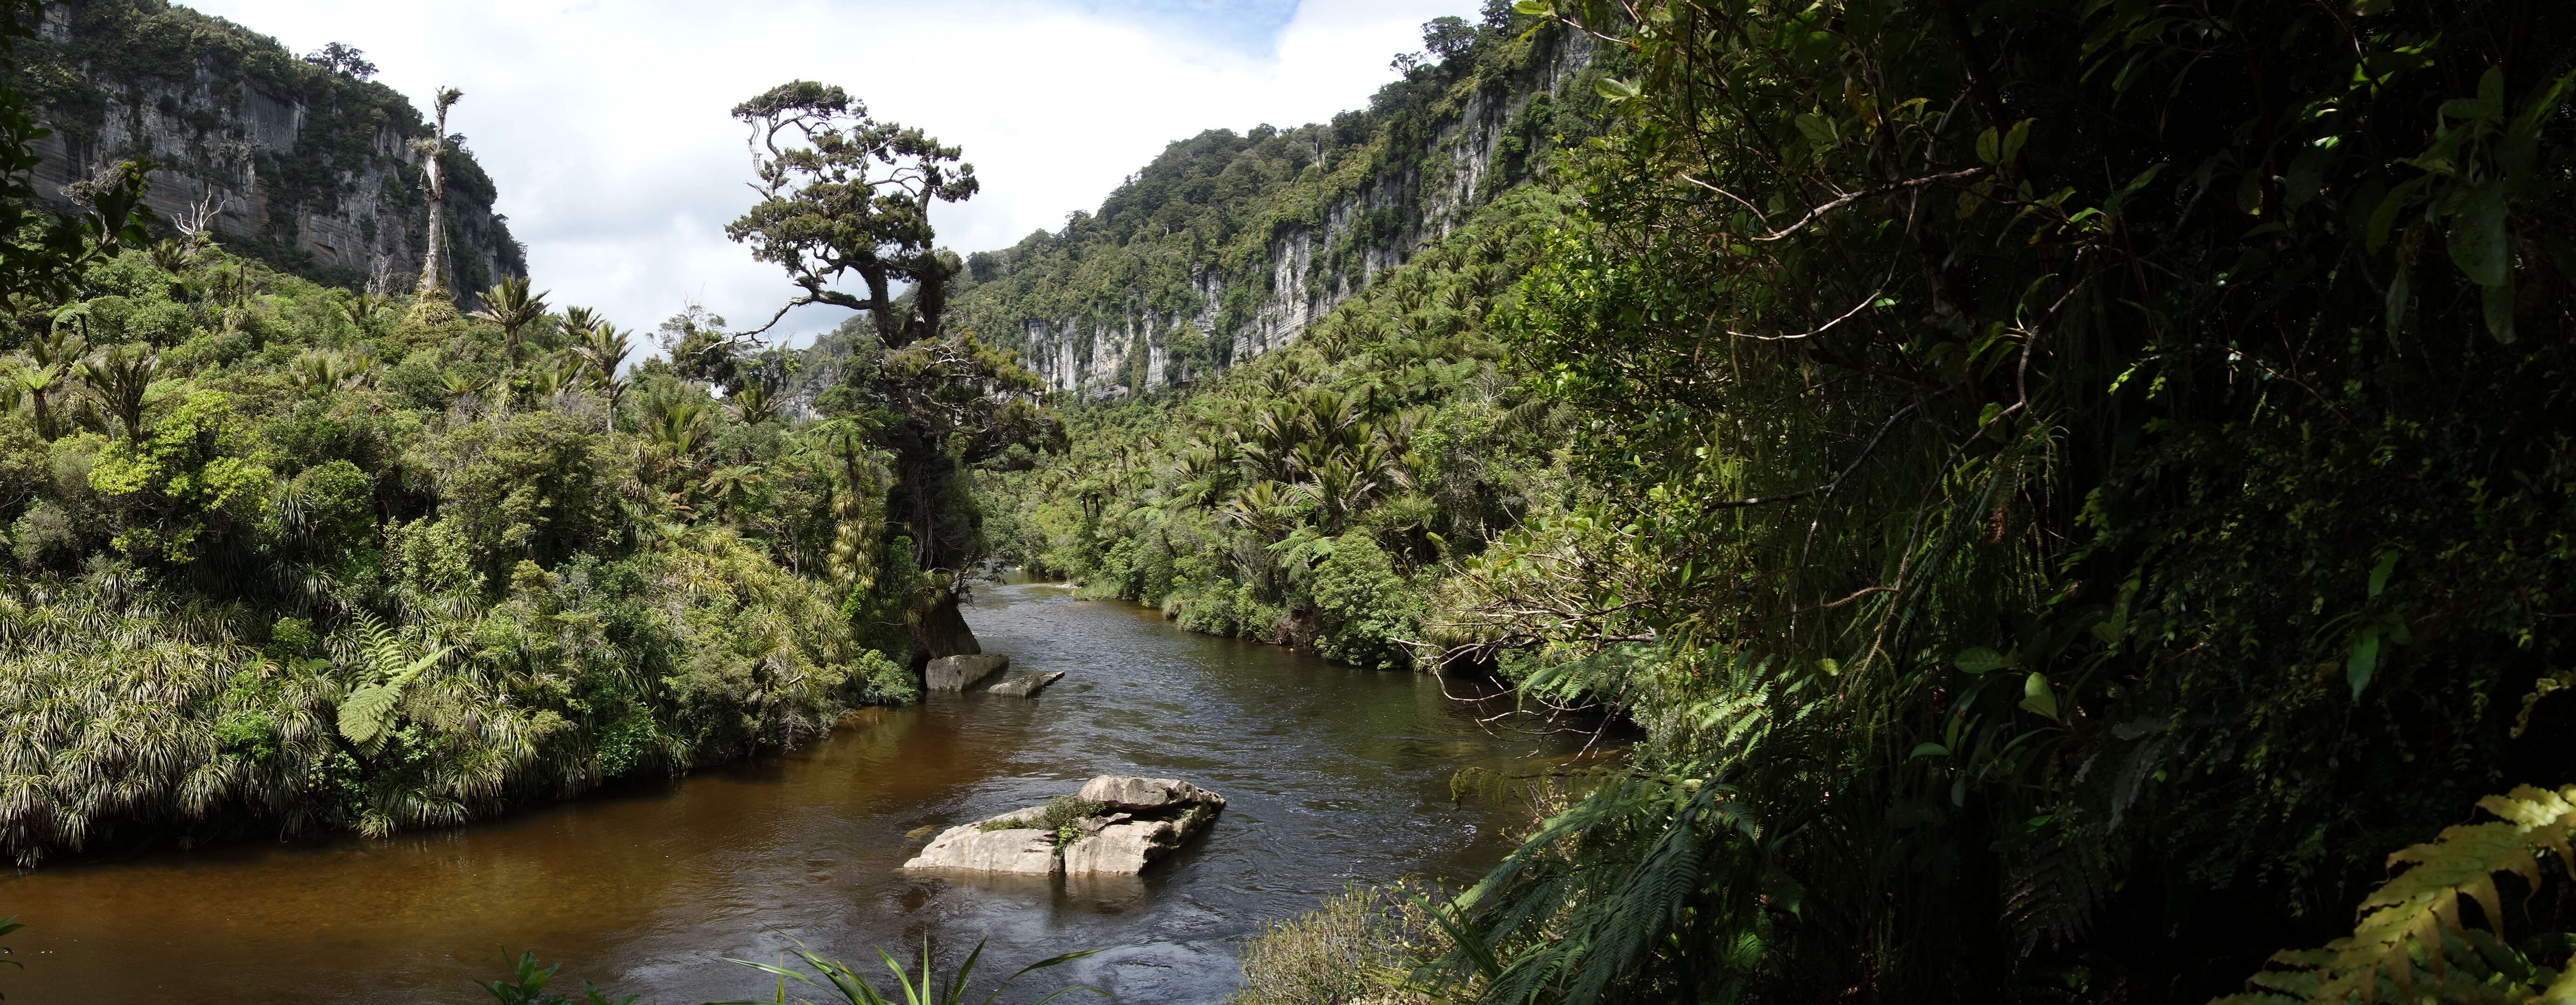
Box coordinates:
[925,653,1009,691]
[986,671,1065,698]
[899,776,1224,878]
[902,824,1056,874]
[1077,776,1226,813]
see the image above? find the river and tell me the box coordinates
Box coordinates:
[1,582,1595,1003]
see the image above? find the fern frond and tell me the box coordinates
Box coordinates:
[363,614,408,682]
[2004,826,2114,953]
[2217,784,2576,1005]
[333,609,456,757]
[391,645,455,690]
[339,682,401,750]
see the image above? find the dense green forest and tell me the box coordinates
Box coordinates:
[982,185,1574,669]
[0,17,973,863]
[10,0,2576,1001]
[0,209,932,863]
[1010,1,2576,1004]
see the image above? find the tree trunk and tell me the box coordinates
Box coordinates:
[910,592,980,661]
[416,90,457,308]
[889,425,982,661]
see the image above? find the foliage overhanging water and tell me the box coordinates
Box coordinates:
[0,582,1596,1003]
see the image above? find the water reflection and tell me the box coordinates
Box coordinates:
[0,584,1600,1003]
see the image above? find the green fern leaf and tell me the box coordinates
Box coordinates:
[339,682,401,748]
[2217,784,2576,1005]
[391,645,454,690]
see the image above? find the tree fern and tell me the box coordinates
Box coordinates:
[335,613,457,756]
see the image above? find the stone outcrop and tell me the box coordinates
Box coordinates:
[1062,815,1197,875]
[19,1,523,294]
[986,671,1064,698]
[900,776,1224,877]
[924,654,1008,692]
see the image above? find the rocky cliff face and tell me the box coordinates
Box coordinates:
[950,18,1602,399]
[13,0,523,295]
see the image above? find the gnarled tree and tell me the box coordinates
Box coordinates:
[726,80,1059,659]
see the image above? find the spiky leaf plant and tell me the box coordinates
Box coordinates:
[476,950,635,1005]
[712,938,1102,1005]
[473,276,553,363]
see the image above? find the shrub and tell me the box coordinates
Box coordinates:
[1300,533,1420,670]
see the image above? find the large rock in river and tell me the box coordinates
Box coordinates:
[899,775,1224,877]
[925,653,1008,691]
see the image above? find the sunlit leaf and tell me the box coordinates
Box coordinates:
[2020,672,2059,720]
[2347,626,2384,697]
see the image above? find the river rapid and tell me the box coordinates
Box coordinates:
[1,582,1594,1003]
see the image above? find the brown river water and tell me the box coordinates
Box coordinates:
[1,582,1595,1003]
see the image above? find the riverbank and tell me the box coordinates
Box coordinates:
[0,523,915,868]
[0,582,1583,1003]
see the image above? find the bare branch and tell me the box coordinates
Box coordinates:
[1697,400,1921,509]
[1752,168,1989,243]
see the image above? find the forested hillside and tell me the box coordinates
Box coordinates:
[1014,1,2576,1003]
[983,186,1574,668]
[970,11,1608,669]
[948,2,1607,397]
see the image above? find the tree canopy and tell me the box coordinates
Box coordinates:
[726,80,979,346]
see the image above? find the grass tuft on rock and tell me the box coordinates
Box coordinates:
[979,795,1107,836]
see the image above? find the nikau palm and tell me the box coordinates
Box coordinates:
[78,345,157,438]
[472,276,551,363]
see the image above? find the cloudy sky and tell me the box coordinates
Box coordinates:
[184,0,1480,347]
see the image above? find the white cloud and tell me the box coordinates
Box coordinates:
[181,0,1478,347]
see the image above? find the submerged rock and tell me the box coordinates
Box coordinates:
[899,775,1224,877]
[925,653,1009,691]
[986,671,1065,698]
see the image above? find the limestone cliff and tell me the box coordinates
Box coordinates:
[11,0,523,296]
[946,14,1605,398]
